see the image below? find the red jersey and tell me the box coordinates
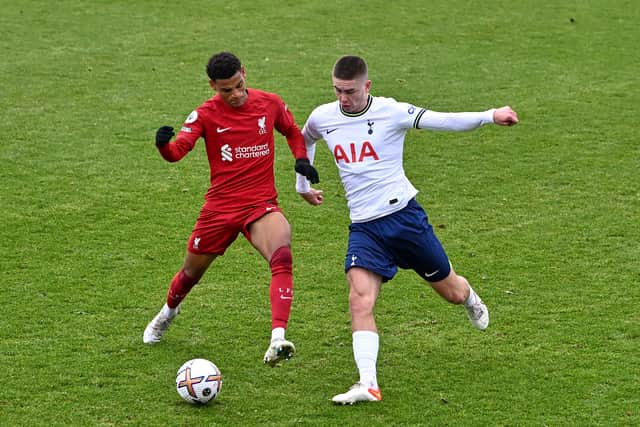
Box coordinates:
[158,89,307,212]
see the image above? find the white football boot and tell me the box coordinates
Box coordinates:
[143,305,181,344]
[332,382,382,405]
[465,298,489,330]
[263,338,296,366]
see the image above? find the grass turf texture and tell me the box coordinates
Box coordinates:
[1,0,638,425]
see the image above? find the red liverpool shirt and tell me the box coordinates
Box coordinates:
[158,89,307,212]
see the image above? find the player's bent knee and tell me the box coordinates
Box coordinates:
[183,253,217,280]
[349,292,375,315]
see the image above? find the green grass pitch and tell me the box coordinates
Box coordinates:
[1,0,638,425]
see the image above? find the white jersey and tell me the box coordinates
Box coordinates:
[300,95,422,222]
[298,95,494,223]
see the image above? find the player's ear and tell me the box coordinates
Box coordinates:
[209,79,217,91]
[365,79,372,92]
[240,66,246,80]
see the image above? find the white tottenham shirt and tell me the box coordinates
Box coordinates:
[297,95,495,223]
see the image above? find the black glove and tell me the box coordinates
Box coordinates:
[295,158,320,184]
[155,126,175,147]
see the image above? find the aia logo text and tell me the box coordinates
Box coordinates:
[333,141,379,164]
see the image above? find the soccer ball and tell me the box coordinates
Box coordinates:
[175,358,223,404]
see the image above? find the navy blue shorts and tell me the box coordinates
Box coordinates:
[345,199,451,282]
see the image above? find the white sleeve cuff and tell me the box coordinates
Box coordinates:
[296,173,311,193]
[296,133,317,193]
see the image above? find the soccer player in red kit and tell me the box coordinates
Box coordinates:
[143,51,320,367]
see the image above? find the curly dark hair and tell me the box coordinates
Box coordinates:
[333,55,368,80]
[206,51,242,81]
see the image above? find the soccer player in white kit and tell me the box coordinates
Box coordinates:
[296,55,519,404]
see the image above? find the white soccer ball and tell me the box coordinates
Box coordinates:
[175,358,223,404]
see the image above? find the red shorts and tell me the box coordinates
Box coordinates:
[187,202,282,255]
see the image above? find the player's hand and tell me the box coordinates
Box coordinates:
[295,158,320,184]
[156,126,175,147]
[493,106,519,126]
[299,188,324,206]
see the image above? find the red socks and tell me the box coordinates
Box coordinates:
[166,269,199,309]
[269,246,293,330]
[165,247,293,328]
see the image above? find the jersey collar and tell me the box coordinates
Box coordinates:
[340,95,373,117]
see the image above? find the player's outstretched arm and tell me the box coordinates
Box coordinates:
[493,106,519,126]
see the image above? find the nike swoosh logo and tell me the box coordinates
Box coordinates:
[217,127,232,133]
[326,128,338,134]
[425,270,440,278]
[266,207,275,212]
